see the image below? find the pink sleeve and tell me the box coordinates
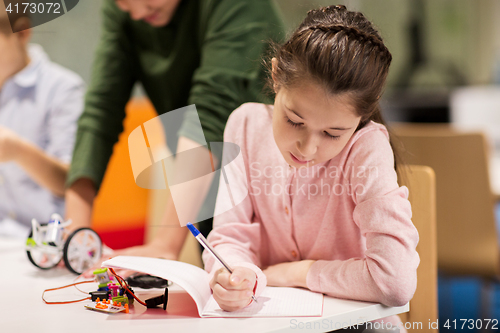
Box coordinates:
[306,129,420,307]
[202,106,267,296]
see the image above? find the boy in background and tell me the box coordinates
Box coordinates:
[0,4,84,237]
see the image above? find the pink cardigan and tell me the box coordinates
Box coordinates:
[203,103,419,329]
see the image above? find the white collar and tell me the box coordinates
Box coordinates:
[11,44,47,88]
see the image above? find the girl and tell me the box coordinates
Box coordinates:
[203,5,419,331]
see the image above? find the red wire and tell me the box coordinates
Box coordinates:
[42,280,94,304]
[108,268,147,307]
[42,269,149,307]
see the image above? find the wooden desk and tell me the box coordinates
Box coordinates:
[0,238,408,333]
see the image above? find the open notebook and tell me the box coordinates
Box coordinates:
[102,256,323,317]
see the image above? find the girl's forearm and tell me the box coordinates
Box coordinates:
[264,260,316,288]
[293,260,316,288]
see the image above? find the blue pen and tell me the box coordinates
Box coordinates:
[186,222,258,303]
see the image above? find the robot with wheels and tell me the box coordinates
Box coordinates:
[25,214,102,274]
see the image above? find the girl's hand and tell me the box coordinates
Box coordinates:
[210,266,256,312]
[263,260,316,288]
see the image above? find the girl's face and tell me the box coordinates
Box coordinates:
[272,82,361,168]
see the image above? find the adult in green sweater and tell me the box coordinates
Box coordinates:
[66,0,284,268]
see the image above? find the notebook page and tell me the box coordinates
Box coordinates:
[102,256,211,315]
[201,286,323,317]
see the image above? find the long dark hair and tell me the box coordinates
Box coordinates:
[268,5,400,168]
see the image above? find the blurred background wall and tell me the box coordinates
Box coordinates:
[30,0,101,85]
[31,0,500,114]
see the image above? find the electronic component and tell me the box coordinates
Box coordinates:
[108,283,120,298]
[84,301,127,314]
[89,291,110,302]
[93,268,111,288]
[145,288,168,310]
[112,295,129,305]
[126,274,170,289]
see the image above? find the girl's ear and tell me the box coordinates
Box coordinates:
[271,57,279,93]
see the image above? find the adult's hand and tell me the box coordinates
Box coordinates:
[80,242,178,279]
[65,178,96,232]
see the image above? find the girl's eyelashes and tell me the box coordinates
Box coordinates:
[286,116,341,140]
[324,132,341,140]
[286,117,302,128]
